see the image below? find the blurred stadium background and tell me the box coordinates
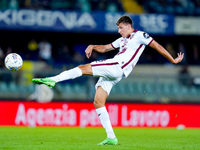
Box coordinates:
[0,0,199,104]
[1,1,200,149]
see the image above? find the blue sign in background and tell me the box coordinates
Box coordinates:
[0,10,174,35]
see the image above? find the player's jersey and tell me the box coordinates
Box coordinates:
[111,30,153,77]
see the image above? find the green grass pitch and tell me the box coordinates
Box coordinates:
[0,127,200,150]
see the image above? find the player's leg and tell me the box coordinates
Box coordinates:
[49,64,92,81]
[94,86,107,109]
[94,86,118,145]
[32,64,92,87]
[91,59,124,144]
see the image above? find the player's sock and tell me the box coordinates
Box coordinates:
[96,106,116,139]
[49,67,82,82]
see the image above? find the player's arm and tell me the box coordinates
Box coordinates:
[85,44,114,59]
[149,40,184,64]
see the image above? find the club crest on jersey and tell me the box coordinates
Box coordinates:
[143,32,150,38]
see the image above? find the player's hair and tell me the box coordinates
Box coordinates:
[116,15,133,26]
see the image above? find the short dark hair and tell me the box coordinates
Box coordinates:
[116,15,133,26]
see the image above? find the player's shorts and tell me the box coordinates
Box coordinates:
[91,58,124,95]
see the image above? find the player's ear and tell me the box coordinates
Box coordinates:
[128,24,132,29]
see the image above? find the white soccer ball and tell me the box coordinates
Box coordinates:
[4,53,23,71]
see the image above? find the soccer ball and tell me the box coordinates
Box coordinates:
[4,53,23,71]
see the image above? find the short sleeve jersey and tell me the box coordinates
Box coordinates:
[111,30,153,77]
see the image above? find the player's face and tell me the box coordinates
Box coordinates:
[117,23,130,37]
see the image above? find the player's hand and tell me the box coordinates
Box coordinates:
[85,45,93,59]
[174,52,184,64]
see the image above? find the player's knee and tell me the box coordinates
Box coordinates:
[93,100,98,107]
[78,64,92,75]
[78,65,84,71]
[78,64,83,68]
[93,99,104,108]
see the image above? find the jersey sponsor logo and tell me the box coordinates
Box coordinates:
[117,48,127,55]
[143,32,150,39]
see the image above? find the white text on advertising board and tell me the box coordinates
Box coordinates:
[0,10,96,29]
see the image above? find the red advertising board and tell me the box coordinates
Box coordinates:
[0,101,200,128]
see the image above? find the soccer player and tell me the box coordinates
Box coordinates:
[32,15,184,145]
